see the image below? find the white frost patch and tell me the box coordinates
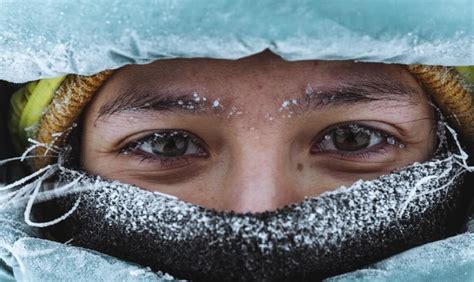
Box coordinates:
[278,98,300,118]
[212,99,221,109]
[305,84,315,97]
[226,106,243,118]
[129,268,147,276]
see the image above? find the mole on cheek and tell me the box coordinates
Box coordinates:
[297,163,303,171]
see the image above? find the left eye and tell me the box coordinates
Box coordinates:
[125,131,206,158]
[313,124,393,153]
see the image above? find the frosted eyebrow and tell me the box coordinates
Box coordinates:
[303,76,420,110]
[97,75,420,119]
[97,86,215,119]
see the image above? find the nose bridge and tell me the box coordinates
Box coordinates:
[221,133,303,213]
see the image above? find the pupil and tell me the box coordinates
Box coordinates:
[333,128,370,151]
[153,135,188,156]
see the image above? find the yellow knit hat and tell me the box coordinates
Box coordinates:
[8,65,474,170]
[9,70,113,169]
[408,65,474,149]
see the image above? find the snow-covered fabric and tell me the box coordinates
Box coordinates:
[1,0,473,83]
[328,233,474,282]
[0,204,174,281]
[46,148,467,281]
[0,201,473,281]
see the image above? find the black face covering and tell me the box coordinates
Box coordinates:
[34,121,471,281]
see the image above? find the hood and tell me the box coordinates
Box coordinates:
[0,0,473,83]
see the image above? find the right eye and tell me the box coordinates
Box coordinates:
[123,130,208,159]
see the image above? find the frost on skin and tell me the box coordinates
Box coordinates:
[278,99,296,118]
[227,106,243,119]
[278,84,331,118]
[211,99,221,109]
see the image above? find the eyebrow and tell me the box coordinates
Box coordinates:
[304,75,419,110]
[97,75,420,119]
[97,85,213,119]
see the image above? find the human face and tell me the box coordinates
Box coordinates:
[80,51,436,213]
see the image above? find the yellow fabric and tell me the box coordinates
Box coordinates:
[456,66,474,87]
[9,77,65,152]
[33,71,113,169]
[408,65,474,151]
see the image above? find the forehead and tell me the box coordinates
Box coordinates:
[103,54,422,98]
[92,54,427,122]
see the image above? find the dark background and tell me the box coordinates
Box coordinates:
[0,80,22,183]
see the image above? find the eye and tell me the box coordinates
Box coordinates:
[122,130,208,159]
[312,123,403,155]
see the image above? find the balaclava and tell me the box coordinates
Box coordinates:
[4,64,474,281]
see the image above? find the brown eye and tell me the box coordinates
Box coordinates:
[314,124,387,153]
[333,127,371,151]
[124,131,207,158]
[151,134,188,157]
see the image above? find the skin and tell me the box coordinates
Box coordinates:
[81,51,436,213]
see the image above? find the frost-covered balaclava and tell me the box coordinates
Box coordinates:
[26,118,471,281]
